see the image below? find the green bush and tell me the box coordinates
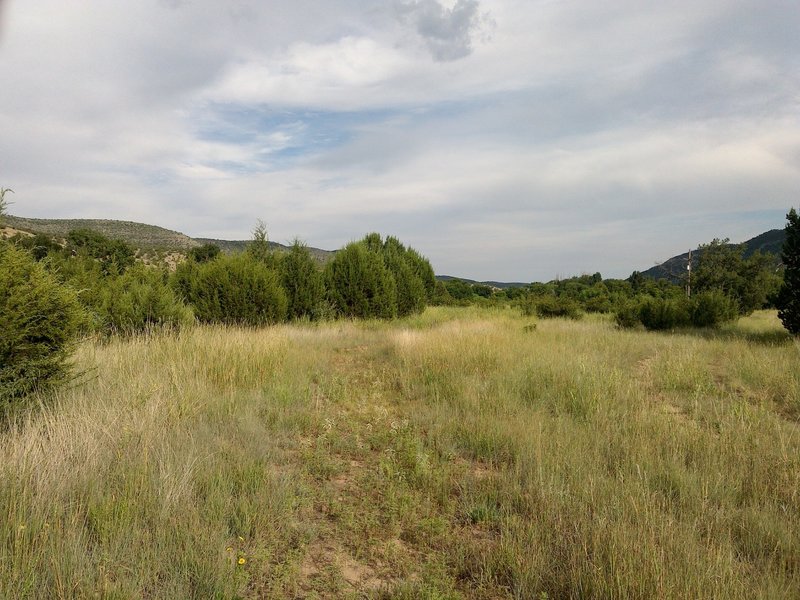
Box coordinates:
[188,243,221,263]
[324,241,397,319]
[281,240,325,320]
[535,296,582,320]
[0,243,84,404]
[777,207,800,335]
[173,253,287,326]
[614,301,643,329]
[638,297,690,330]
[689,290,738,328]
[67,228,136,274]
[519,295,537,317]
[99,265,194,335]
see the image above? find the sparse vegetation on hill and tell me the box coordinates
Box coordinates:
[3,215,198,250]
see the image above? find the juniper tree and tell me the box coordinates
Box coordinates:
[776,208,800,335]
[0,187,12,225]
[281,239,324,320]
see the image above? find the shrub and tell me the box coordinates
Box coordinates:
[173,253,287,326]
[535,296,582,320]
[188,243,221,263]
[638,297,690,330]
[519,295,537,317]
[98,265,194,335]
[0,243,84,404]
[281,240,325,320]
[10,232,61,261]
[614,301,643,329]
[777,207,800,335]
[689,290,738,328]
[584,294,613,313]
[325,241,397,319]
[67,228,135,274]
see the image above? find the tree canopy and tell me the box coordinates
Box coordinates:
[776,208,800,335]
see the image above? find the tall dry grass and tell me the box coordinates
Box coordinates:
[0,308,797,598]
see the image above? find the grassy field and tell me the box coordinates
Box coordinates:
[1,308,798,598]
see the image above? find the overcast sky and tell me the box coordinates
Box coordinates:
[1,1,798,281]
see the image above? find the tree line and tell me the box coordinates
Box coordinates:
[435,221,798,333]
[0,214,434,406]
[2,195,799,410]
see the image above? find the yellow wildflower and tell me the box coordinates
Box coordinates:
[237,557,246,565]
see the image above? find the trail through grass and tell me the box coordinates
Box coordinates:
[1,308,798,598]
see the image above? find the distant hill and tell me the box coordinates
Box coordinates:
[4,215,198,250]
[4,215,335,262]
[436,275,529,289]
[642,229,785,282]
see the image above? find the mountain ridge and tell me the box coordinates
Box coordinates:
[3,215,786,285]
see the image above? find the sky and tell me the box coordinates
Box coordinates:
[0,0,798,282]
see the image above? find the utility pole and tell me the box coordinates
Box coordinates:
[686,249,692,298]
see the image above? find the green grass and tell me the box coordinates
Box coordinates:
[1,309,798,598]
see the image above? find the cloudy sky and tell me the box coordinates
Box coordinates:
[1,1,798,281]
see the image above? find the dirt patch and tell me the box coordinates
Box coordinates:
[299,539,386,594]
[0,226,33,240]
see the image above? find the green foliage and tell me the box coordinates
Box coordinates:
[247,219,279,269]
[693,239,775,315]
[324,241,397,319]
[0,187,13,224]
[431,280,455,306]
[98,265,194,335]
[281,239,325,320]
[638,297,690,330]
[443,279,474,301]
[381,236,427,317]
[405,247,437,301]
[188,243,220,263]
[173,253,287,326]
[777,207,800,335]
[67,228,135,274]
[11,233,61,261]
[519,295,538,317]
[614,301,643,329]
[472,283,494,299]
[0,242,84,404]
[689,290,738,328]
[535,296,582,320]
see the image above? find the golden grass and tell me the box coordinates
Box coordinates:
[1,309,798,598]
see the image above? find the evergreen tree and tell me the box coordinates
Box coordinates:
[188,243,220,263]
[247,219,279,268]
[381,236,426,317]
[325,241,397,319]
[777,208,800,335]
[281,239,324,320]
[175,253,287,326]
[1,243,84,404]
[693,238,774,315]
[0,187,12,225]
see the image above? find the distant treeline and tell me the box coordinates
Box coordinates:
[435,237,784,330]
[3,205,799,407]
[0,224,434,404]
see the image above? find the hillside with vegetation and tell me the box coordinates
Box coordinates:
[3,215,198,250]
[3,215,334,261]
[642,229,785,282]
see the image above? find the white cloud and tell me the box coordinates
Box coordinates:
[0,0,797,280]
